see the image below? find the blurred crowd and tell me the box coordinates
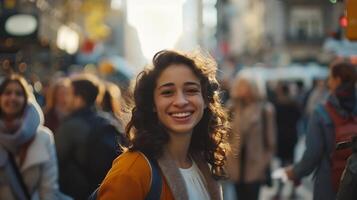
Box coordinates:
[0,52,356,200]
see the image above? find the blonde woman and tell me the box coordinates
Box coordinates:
[228,76,276,200]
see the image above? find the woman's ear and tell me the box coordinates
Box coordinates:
[153,106,157,112]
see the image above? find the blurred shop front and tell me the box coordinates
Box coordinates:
[0,0,73,79]
[0,0,135,89]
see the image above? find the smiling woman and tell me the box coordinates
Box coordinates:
[0,78,27,120]
[97,50,231,200]
[0,74,65,200]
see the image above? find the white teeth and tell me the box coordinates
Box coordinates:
[171,112,191,117]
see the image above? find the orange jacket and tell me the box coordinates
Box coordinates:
[98,151,174,200]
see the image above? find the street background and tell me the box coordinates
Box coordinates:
[1,1,356,200]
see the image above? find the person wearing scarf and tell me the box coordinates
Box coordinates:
[0,74,67,200]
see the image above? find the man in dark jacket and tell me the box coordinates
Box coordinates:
[55,74,123,200]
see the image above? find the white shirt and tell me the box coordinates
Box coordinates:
[179,161,210,200]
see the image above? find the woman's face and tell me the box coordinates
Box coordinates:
[235,79,252,100]
[0,81,26,118]
[328,73,341,92]
[153,64,206,136]
[55,85,71,114]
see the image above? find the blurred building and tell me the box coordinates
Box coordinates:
[278,0,344,64]
[0,0,143,87]
[217,0,345,66]
[0,0,49,76]
[224,0,267,58]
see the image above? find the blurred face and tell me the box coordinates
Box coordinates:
[0,81,26,118]
[154,64,205,137]
[66,85,78,113]
[55,85,71,114]
[328,73,341,92]
[235,79,252,100]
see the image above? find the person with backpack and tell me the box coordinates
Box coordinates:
[283,61,357,200]
[55,74,124,200]
[96,50,230,200]
[0,74,64,200]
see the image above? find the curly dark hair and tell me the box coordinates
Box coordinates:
[125,50,230,179]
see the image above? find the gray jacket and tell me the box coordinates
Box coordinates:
[293,94,357,200]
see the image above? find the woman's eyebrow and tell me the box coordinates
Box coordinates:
[157,82,174,89]
[184,82,200,87]
[157,81,200,89]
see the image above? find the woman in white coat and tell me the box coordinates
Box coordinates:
[0,74,64,200]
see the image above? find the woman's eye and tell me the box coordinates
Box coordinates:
[186,88,200,94]
[161,90,173,95]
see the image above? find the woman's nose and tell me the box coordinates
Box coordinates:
[172,92,188,106]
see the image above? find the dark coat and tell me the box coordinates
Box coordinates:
[44,109,61,133]
[274,99,301,162]
[55,106,123,200]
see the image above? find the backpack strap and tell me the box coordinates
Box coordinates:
[145,155,162,200]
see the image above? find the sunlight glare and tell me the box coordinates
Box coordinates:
[127,0,183,60]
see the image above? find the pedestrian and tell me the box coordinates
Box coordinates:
[44,77,71,133]
[0,74,63,200]
[272,82,301,200]
[283,61,357,200]
[97,50,230,200]
[55,74,123,200]
[227,76,276,200]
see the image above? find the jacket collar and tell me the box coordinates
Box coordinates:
[328,91,357,117]
[157,150,222,200]
[21,130,50,171]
